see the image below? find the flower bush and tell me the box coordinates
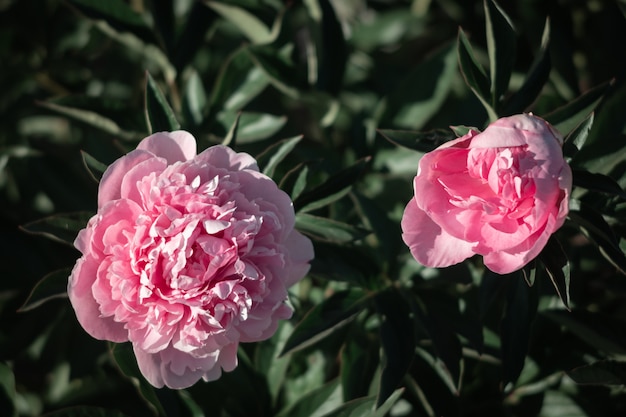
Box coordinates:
[402,114,572,273]
[69,131,313,388]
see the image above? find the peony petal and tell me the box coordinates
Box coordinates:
[282,229,314,286]
[401,198,475,268]
[98,149,154,208]
[196,145,259,171]
[137,131,197,163]
[67,257,128,342]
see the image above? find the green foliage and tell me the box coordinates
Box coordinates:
[4,0,626,416]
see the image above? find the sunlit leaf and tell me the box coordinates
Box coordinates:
[281,288,372,356]
[257,135,302,177]
[216,111,286,144]
[484,0,516,109]
[221,111,241,147]
[182,70,207,128]
[20,212,93,247]
[145,72,180,133]
[295,214,370,243]
[539,391,588,417]
[205,1,282,45]
[18,268,70,312]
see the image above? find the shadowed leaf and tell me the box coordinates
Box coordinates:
[18,268,71,312]
[20,212,93,247]
[145,72,180,133]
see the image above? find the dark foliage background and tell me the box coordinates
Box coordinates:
[3,0,626,416]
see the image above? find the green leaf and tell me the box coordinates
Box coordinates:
[449,125,479,138]
[257,135,302,177]
[381,42,457,129]
[567,360,626,386]
[216,111,287,144]
[377,128,455,152]
[295,157,370,213]
[110,343,166,416]
[375,289,415,407]
[484,0,516,109]
[320,389,404,417]
[172,2,216,72]
[539,391,588,417]
[245,45,300,98]
[37,101,143,141]
[279,163,309,201]
[568,201,626,274]
[572,169,626,199]
[80,151,108,183]
[341,328,379,401]
[314,0,347,95]
[502,18,551,115]
[20,211,93,247]
[457,29,497,121]
[18,268,71,312]
[538,236,571,310]
[205,1,281,45]
[544,81,609,135]
[254,322,293,402]
[295,214,370,243]
[281,288,371,356]
[563,112,594,160]
[221,112,241,147]
[542,310,626,355]
[66,0,157,45]
[41,406,130,417]
[500,274,537,389]
[0,363,16,417]
[275,379,342,417]
[145,72,180,133]
[182,70,207,128]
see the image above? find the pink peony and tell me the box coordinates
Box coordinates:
[68,131,314,389]
[401,114,572,274]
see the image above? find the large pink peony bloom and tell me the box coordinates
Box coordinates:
[401,114,572,274]
[68,131,314,389]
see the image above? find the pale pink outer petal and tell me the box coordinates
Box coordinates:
[401,198,475,268]
[196,144,259,171]
[283,230,314,287]
[98,149,154,208]
[137,131,197,163]
[68,254,127,343]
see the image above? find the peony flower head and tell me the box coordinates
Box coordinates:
[401,113,572,274]
[68,131,314,389]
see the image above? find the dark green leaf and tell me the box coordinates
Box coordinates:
[502,18,551,115]
[320,389,403,417]
[20,211,93,247]
[295,214,370,243]
[254,322,292,402]
[544,81,609,135]
[172,2,216,72]
[315,0,347,95]
[257,135,302,177]
[66,0,158,46]
[221,111,241,147]
[573,170,626,199]
[279,163,309,201]
[542,310,626,355]
[457,29,496,120]
[110,343,166,416]
[568,201,626,274]
[381,42,457,129]
[567,360,626,386]
[275,379,342,417]
[145,72,180,133]
[341,328,379,401]
[521,261,537,287]
[538,236,571,310]
[182,70,207,128]
[37,101,143,141]
[484,0,516,109]
[501,273,537,389]
[295,157,370,212]
[245,45,300,98]
[80,151,108,183]
[281,288,371,356]
[0,363,16,417]
[375,289,415,407]
[216,111,287,144]
[563,112,594,160]
[377,128,455,152]
[18,268,71,312]
[41,406,130,417]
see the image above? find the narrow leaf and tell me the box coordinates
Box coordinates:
[145,72,180,133]
[484,0,516,108]
[205,1,281,45]
[80,151,108,183]
[275,380,342,417]
[281,288,371,356]
[20,212,93,247]
[563,112,594,160]
[316,0,347,95]
[457,28,496,120]
[221,112,241,147]
[37,101,143,141]
[295,214,370,243]
[377,128,455,152]
[572,170,626,199]
[538,236,571,310]
[41,406,130,417]
[567,360,626,386]
[18,268,71,312]
[182,70,207,128]
[257,135,302,177]
[295,157,371,212]
[544,81,609,135]
[216,111,287,144]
